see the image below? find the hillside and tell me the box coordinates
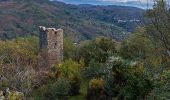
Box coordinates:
[0,1,169,99]
[0,0,144,41]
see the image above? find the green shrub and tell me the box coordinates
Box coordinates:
[59,59,83,96]
[78,37,116,65]
[63,38,77,60]
[146,68,170,100]
[104,56,153,100]
[83,59,104,79]
[69,76,81,96]
[43,77,71,100]
[59,59,83,79]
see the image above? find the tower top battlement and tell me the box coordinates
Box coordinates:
[39,26,63,32]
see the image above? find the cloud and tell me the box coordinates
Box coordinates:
[98,0,152,3]
[99,0,128,3]
[55,0,153,4]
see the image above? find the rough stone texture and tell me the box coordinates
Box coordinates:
[39,26,63,67]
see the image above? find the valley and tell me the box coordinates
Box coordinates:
[0,0,144,41]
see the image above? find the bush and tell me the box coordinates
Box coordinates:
[146,68,170,100]
[104,56,152,100]
[0,65,37,96]
[119,27,155,60]
[63,38,77,60]
[69,76,81,96]
[7,91,24,100]
[59,59,83,96]
[83,59,104,79]
[43,77,71,100]
[89,78,105,90]
[78,37,116,65]
[0,37,39,96]
[59,59,83,78]
[86,78,109,100]
[0,36,38,66]
[0,88,24,100]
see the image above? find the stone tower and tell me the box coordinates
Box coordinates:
[39,26,63,67]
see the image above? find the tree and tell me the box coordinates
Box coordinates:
[63,38,77,60]
[145,0,170,58]
[120,27,156,60]
[78,37,116,65]
[0,37,41,97]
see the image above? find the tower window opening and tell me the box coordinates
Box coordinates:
[55,32,57,35]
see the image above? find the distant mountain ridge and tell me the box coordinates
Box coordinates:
[0,0,144,41]
[52,0,152,9]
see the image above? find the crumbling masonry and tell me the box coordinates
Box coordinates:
[39,26,63,67]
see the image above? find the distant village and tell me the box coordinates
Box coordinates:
[117,19,141,23]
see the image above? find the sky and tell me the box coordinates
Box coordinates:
[54,0,155,8]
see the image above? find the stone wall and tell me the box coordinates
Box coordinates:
[39,26,63,68]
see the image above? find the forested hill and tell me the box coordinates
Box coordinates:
[0,0,144,41]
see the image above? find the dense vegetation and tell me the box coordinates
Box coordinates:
[0,0,143,41]
[0,0,170,100]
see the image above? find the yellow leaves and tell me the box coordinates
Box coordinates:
[128,61,145,74]
[0,89,24,100]
[7,91,24,100]
[89,78,105,90]
[135,62,145,74]
[150,57,162,67]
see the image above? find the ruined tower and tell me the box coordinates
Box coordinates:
[39,26,63,67]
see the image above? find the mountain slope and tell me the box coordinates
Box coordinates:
[0,0,144,41]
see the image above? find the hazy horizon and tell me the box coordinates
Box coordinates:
[52,0,154,9]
